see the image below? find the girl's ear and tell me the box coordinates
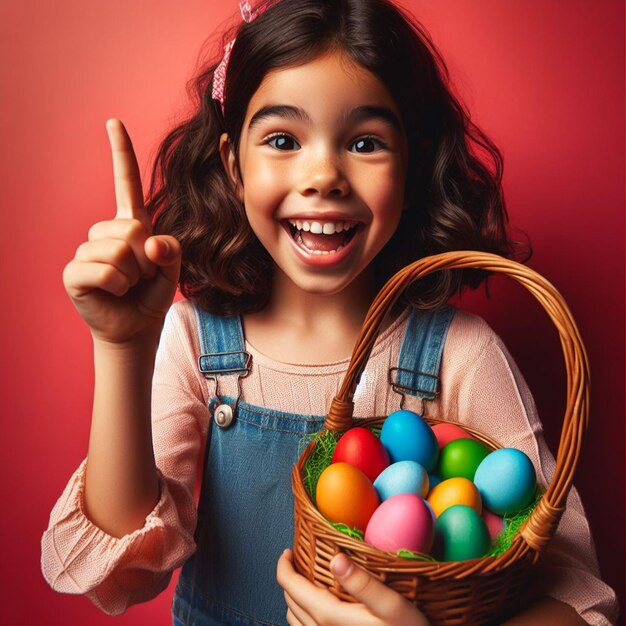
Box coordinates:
[219,133,244,201]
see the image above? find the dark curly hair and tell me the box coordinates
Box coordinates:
[147,0,530,316]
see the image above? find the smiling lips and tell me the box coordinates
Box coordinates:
[284,219,360,255]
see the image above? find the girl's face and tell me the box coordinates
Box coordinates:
[223,50,408,298]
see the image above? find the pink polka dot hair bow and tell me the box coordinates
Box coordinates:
[212,0,271,114]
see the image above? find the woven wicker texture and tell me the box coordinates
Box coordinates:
[291,251,589,625]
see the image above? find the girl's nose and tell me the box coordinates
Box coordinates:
[299,155,350,198]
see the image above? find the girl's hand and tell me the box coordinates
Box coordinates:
[63,119,181,345]
[277,549,431,626]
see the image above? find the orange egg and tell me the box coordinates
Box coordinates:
[316,462,379,531]
[427,477,482,518]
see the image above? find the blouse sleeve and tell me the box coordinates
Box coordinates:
[40,301,209,615]
[439,312,619,626]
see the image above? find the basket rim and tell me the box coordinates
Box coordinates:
[293,416,539,576]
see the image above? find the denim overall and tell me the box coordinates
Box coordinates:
[172,305,455,626]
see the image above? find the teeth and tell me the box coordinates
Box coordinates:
[287,219,356,234]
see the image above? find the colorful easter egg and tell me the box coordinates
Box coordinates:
[365,493,434,554]
[380,410,439,471]
[427,477,482,518]
[332,427,390,482]
[316,462,379,531]
[474,448,536,515]
[431,423,474,449]
[439,439,490,481]
[482,508,505,542]
[373,461,429,501]
[433,504,491,561]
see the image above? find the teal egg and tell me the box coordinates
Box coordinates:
[474,448,537,515]
[439,438,490,481]
[433,504,491,561]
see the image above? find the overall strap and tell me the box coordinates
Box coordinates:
[392,305,456,401]
[194,304,250,376]
[193,304,251,426]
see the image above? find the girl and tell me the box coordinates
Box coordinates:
[42,0,618,624]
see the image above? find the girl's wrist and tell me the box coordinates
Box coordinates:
[92,329,161,360]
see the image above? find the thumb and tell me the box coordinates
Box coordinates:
[145,235,181,274]
[141,235,182,312]
[330,553,430,626]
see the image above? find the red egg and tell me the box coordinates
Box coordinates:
[332,427,390,482]
[482,508,504,541]
[431,423,474,450]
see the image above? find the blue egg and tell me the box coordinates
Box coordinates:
[380,410,439,471]
[473,448,537,515]
[373,461,429,501]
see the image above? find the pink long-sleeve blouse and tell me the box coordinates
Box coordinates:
[41,300,619,624]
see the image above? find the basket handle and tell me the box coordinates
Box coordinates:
[324,251,589,548]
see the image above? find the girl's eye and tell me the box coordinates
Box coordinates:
[265,134,300,151]
[349,136,387,153]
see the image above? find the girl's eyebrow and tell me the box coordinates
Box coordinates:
[248,105,309,129]
[346,106,402,132]
[246,104,402,132]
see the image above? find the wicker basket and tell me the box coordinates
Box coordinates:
[291,251,589,625]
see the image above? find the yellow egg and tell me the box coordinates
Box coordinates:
[316,462,379,531]
[427,477,482,518]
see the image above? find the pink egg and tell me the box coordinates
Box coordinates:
[431,423,474,449]
[365,493,434,554]
[482,508,504,541]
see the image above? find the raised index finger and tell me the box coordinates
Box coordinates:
[106,119,149,227]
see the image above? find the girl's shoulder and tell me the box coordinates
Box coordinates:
[163,299,199,338]
[446,307,505,364]
[157,299,203,365]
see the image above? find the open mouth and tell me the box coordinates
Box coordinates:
[283,219,361,255]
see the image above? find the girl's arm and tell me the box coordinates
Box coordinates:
[41,303,204,615]
[84,334,161,537]
[61,119,182,537]
[41,119,196,613]
[502,598,587,625]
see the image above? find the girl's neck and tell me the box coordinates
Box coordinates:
[242,268,378,365]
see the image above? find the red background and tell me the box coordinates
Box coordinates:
[1,1,623,624]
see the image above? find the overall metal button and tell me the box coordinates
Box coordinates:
[214,403,234,428]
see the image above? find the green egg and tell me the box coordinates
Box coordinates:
[439,438,490,481]
[433,504,491,561]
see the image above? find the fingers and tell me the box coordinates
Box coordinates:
[330,553,430,626]
[106,119,151,229]
[277,549,352,626]
[277,550,319,626]
[75,238,142,288]
[89,218,155,279]
[65,233,181,312]
[285,601,309,626]
[64,259,136,299]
